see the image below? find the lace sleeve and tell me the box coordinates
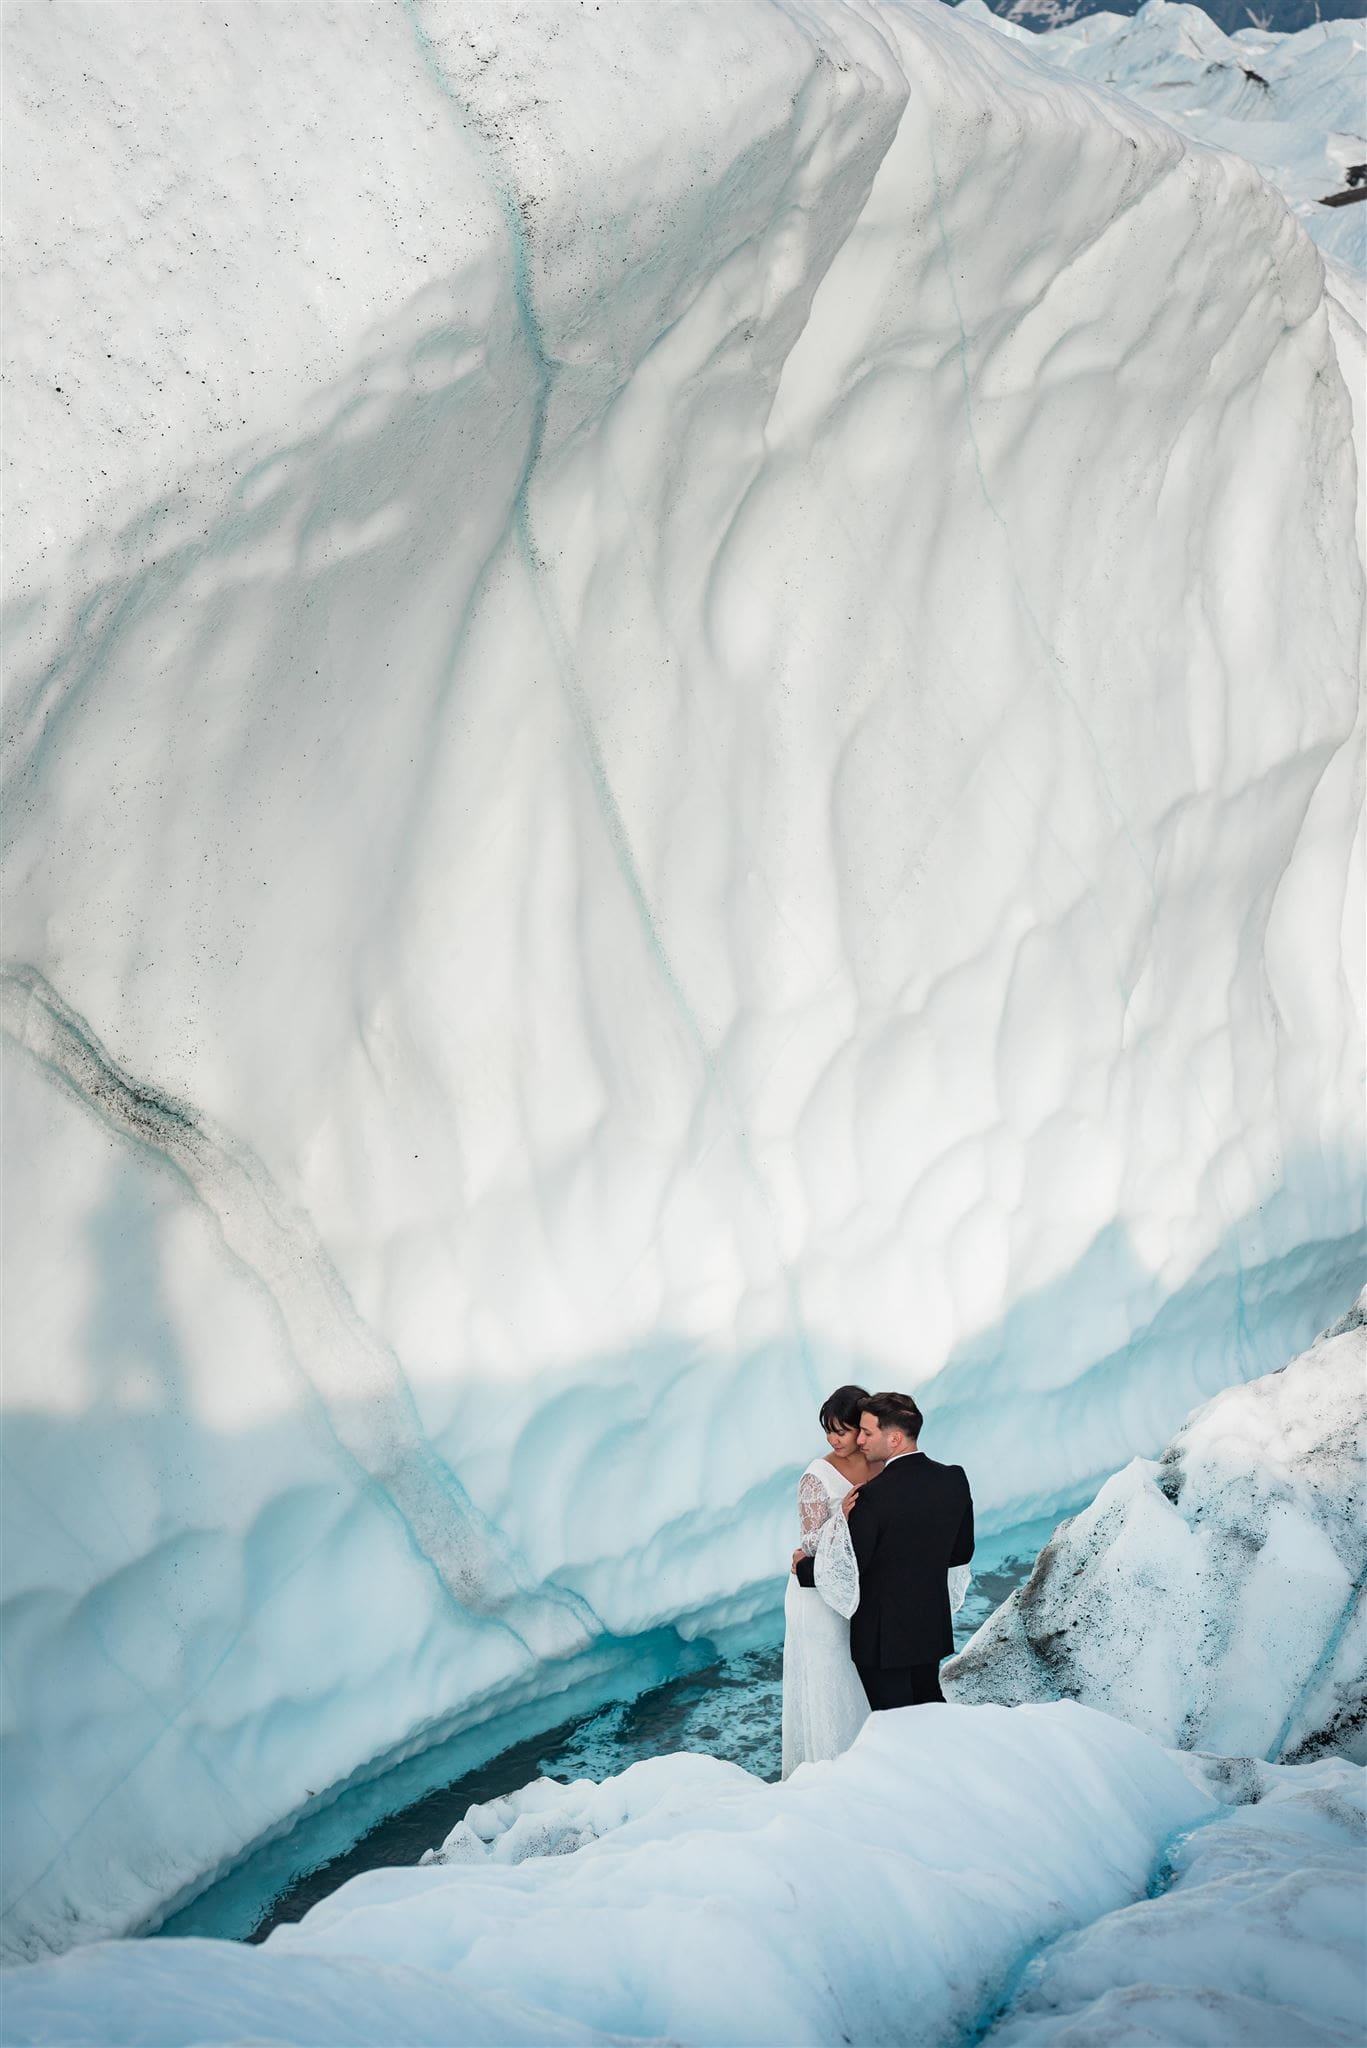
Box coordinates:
[813,1499,860,1618]
[948,1563,971,1615]
[795,1471,832,1554]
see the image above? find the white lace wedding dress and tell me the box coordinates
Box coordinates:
[780,1459,869,1779]
[780,1458,973,1779]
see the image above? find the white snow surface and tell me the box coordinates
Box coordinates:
[946,1296,1367,1761]
[0,1704,1230,2045]
[3,0,1364,1963]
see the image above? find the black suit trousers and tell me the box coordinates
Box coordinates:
[857,1662,945,1709]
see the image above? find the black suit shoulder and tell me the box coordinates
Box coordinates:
[876,1453,965,1484]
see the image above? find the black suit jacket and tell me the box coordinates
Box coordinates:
[848,1452,974,1669]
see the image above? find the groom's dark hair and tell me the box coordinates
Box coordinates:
[864,1391,924,1441]
[818,1384,870,1432]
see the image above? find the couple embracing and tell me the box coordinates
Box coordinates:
[781,1387,974,1779]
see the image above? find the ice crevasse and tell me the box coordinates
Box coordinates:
[2,0,1363,1964]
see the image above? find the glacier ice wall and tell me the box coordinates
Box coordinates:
[3,0,1363,1960]
[946,1297,1367,1759]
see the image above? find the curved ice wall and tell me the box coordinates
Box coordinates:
[3,0,1363,1961]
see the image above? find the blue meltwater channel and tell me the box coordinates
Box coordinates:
[159,1520,1053,1946]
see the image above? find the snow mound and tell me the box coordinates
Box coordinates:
[946,1297,1367,1761]
[985,1754,1366,2046]
[0,1704,1218,2046]
[3,0,1363,1964]
[7,1707,1361,2048]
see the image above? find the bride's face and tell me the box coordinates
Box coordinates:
[825,1421,857,1456]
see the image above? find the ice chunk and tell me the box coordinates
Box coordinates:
[946,1299,1367,1761]
[419,1754,757,1867]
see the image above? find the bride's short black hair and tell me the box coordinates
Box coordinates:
[818,1384,869,1433]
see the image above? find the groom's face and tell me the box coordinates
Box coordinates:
[857,1411,887,1459]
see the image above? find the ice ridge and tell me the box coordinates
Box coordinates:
[954,0,1367,273]
[981,1753,1366,2046]
[946,1299,1367,1762]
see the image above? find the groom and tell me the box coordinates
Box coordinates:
[844,1392,974,1709]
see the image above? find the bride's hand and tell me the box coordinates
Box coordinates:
[791,1548,805,1572]
[841,1488,860,1518]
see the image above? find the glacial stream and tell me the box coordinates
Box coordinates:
[159,1525,1051,1946]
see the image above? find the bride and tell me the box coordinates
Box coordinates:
[780,1384,882,1779]
[780,1384,972,1778]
